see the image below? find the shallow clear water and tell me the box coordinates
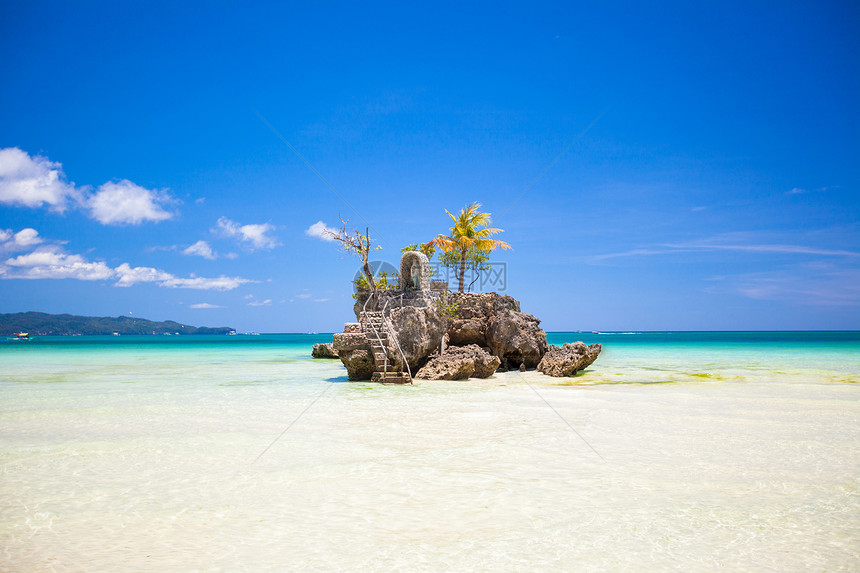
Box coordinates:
[1,333,858,571]
[547,331,860,386]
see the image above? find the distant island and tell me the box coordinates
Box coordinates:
[0,312,235,336]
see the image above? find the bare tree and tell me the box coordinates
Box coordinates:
[323,215,381,298]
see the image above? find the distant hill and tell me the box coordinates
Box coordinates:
[0,312,235,336]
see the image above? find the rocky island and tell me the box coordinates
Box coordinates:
[316,250,600,383]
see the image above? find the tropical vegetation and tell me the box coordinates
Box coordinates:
[352,271,399,299]
[425,202,511,293]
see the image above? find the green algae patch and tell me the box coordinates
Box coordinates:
[689,372,728,381]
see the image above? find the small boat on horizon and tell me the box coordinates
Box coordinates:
[8,332,32,341]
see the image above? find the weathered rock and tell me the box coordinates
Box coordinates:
[450,292,520,319]
[415,352,472,380]
[338,349,376,380]
[519,362,526,372]
[387,305,446,372]
[444,293,534,357]
[537,342,602,377]
[486,309,548,369]
[332,330,374,379]
[311,342,339,358]
[354,289,442,321]
[447,318,486,346]
[415,344,501,380]
[332,332,368,352]
[333,289,574,382]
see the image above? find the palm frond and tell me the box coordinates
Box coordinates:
[426,235,457,253]
[429,201,512,293]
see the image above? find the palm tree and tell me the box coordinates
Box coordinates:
[426,202,512,293]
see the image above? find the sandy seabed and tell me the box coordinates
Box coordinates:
[2,355,858,572]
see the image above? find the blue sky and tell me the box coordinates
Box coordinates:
[1,1,858,332]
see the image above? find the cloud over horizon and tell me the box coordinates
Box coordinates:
[1,228,254,290]
[4,247,115,281]
[0,147,176,225]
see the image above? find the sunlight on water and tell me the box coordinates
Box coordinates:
[1,334,858,571]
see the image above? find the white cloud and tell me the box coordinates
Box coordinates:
[88,180,175,225]
[0,228,255,291]
[590,248,668,261]
[183,240,217,260]
[216,217,279,250]
[290,291,327,303]
[709,266,860,307]
[190,302,224,309]
[160,275,254,290]
[114,263,173,287]
[247,298,272,306]
[12,228,43,247]
[665,240,859,257]
[0,228,44,253]
[786,186,838,196]
[112,264,254,290]
[4,246,114,280]
[0,147,81,212]
[113,265,255,290]
[305,220,339,241]
[591,234,860,262]
[0,148,174,225]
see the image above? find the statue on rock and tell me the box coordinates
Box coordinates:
[400,250,431,291]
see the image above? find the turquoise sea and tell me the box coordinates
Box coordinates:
[1,332,858,571]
